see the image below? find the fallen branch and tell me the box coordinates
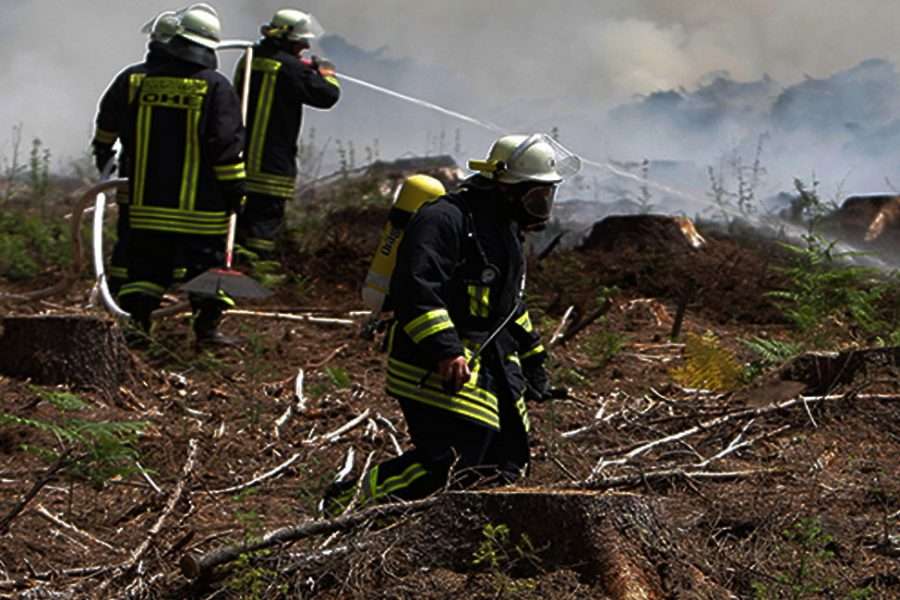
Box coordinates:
[575,468,777,490]
[34,504,120,552]
[588,392,841,480]
[274,369,306,439]
[180,497,436,580]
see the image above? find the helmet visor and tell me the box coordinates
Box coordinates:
[504,133,582,183]
[520,184,557,221]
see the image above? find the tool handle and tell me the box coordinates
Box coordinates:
[224,45,253,271]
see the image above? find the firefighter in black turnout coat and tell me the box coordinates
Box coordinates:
[113,5,247,343]
[322,134,581,513]
[91,11,181,296]
[235,8,341,261]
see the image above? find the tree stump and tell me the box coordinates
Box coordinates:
[0,314,133,397]
[412,488,732,600]
[579,214,707,253]
[781,347,900,394]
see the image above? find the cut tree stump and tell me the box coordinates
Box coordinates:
[780,346,900,394]
[412,488,732,600]
[0,314,134,397]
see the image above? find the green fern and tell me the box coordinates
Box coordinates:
[742,337,801,366]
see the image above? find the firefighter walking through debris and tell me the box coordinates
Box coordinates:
[235,8,341,265]
[108,4,247,345]
[322,134,581,513]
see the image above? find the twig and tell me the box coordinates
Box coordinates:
[34,504,120,552]
[274,369,306,439]
[548,305,575,348]
[587,392,846,480]
[206,452,302,496]
[180,497,437,580]
[121,439,198,574]
[575,468,777,490]
[307,345,349,369]
[558,297,612,346]
[135,462,163,495]
[0,451,72,534]
[224,309,356,326]
[307,409,372,445]
[694,424,791,468]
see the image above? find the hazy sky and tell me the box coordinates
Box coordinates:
[2,1,899,168]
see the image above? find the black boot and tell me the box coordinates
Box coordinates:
[192,296,244,348]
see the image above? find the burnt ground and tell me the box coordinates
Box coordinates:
[0,194,899,599]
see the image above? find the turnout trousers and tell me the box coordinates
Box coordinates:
[322,385,530,514]
[236,191,286,261]
[117,230,232,334]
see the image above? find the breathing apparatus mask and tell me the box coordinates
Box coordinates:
[468,133,580,228]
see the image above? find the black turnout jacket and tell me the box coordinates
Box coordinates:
[234,39,341,199]
[385,177,547,431]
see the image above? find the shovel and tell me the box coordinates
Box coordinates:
[181,44,272,300]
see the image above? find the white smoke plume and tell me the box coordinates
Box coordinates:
[2,0,899,203]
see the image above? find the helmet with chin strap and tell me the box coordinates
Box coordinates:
[262,9,324,42]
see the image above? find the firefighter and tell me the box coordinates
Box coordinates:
[114,4,247,345]
[91,9,180,296]
[321,134,581,513]
[234,8,341,265]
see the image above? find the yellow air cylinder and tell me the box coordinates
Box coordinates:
[362,175,446,312]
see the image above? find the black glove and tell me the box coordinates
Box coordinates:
[93,144,115,174]
[523,361,551,402]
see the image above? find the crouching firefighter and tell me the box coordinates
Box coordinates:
[320,134,581,514]
[116,4,247,345]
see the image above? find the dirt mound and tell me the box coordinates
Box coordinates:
[534,216,789,324]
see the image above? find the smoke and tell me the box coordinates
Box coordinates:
[2,0,900,204]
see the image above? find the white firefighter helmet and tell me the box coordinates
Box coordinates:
[263,9,324,41]
[174,3,221,49]
[468,133,581,184]
[140,11,179,43]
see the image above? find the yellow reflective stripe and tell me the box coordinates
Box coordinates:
[516,396,531,433]
[130,222,228,235]
[217,289,236,307]
[520,344,546,360]
[180,105,201,211]
[130,206,228,221]
[133,104,152,206]
[172,267,187,280]
[404,309,453,343]
[246,238,276,251]
[387,358,496,414]
[214,162,246,181]
[515,311,534,333]
[505,353,521,366]
[324,75,340,88]
[245,181,295,198]
[118,281,165,299]
[386,375,500,430]
[107,266,128,279]
[374,463,427,499]
[468,285,490,317]
[248,60,281,174]
[248,171,295,185]
[93,128,118,144]
[128,73,146,104]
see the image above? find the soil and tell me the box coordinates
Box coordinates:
[1,202,898,599]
